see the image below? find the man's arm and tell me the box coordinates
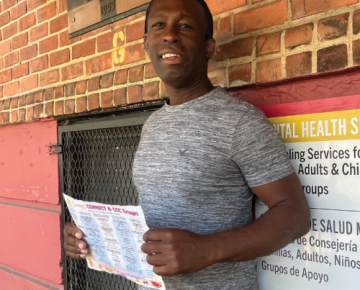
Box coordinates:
[141,172,310,275]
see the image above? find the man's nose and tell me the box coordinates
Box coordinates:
[163,26,180,44]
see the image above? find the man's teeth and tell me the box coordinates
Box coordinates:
[162,54,180,59]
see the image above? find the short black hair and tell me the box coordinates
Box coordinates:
[144,0,214,40]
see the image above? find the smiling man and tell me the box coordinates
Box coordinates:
[63,0,309,289]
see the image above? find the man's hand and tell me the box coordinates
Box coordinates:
[141,229,215,276]
[63,222,89,259]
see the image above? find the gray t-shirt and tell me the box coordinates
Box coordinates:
[132,87,294,290]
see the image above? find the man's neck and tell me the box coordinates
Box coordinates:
[165,79,215,106]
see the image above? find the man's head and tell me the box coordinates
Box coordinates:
[143,0,216,89]
[145,0,214,40]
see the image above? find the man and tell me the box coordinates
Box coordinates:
[64,0,310,289]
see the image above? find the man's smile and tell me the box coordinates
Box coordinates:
[160,53,184,64]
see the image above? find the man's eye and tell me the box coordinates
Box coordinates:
[179,24,191,29]
[152,23,164,28]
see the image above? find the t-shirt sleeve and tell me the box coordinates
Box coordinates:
[231,107,294,188]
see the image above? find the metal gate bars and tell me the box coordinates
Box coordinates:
[59,112,152,290]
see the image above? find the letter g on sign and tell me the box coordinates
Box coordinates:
[113,31,125,64]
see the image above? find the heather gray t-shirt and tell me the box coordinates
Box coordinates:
[132,87,294,290]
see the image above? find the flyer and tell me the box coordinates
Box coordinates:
[256,96,360,289]
[63,194,166,290]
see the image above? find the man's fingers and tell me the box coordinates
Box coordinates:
[64,243,88,255]
[141,241,162,254]
[66,251,87,259]
[146,253,167,266]
[64,222,83,239]
[65,235,88,250]
[153,265,172,276]
[143,229,168,242]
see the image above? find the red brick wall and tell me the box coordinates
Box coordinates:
[0,0,360,124]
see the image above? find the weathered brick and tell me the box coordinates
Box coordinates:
[30,55,48,73]
[61,62,83,81]
[18,95,26,106]
[256,58,281,82]
[21,74,38,92]
[12,32,28,50]
[3,98,11,109]
[126,20,145,43]
[54,100,63,116]
[26,93,35,105]
[285,24,313,49]
[0,58,2,70]
[13,63,29,79]
[100,73,114,88]
[128,85,142,104]
[286,52,312,78]
[27,0,46,11]
[34,103,43,118]
[318,44,347,72]
[0,11,10,27]
[86,53,112,74]
[65,83,75,97]
[65,99,75,114]
[50,48,69,66]
[44,101,53,117]
[0,69,12,84]
[3,111,10,123]
[207,0,246,15]
[354,10,360,35]
[256,32,281,56]
[50,14,68,33]
[34,90,43,103]
[3,22,17,40]
[19,108,26,121]
[143,82,159,101]
[59,0,67,13]
[5,51,19,67]
[44,88,54,101]
[114,88,126,106]
[11,110,18,123]
[76,81,87,95]
[83,25,109,39]
[215,17,232,43]
[60,30,81,47]
[76,97,87,112]
[97,28,124,52]
[55,85,64,98]
[213,36,253,61]
[26,106,34,120]
[114,69,127,85]
[39,69,59,86]
[115,43,146,66]
[20,44,37,61]
[37,2,56,23]
[4,81,19,96]
[228,63,252,86]
[129,65,143,83]
[88,76,100,92]
[30,23,48,42]
[39,35,58,54]
[318,13,349,41]
[0,113,3,125]
[88,93,99,111]
[11,1,26,20]
[101,91,113,108]
[234,1,287,35]
[3,0,18,11]
[10,97,18,108]
[72,39,96,59]
[292,0,357,20]
[19,13,36,31]
[145,63,158,79]
[0,40,11,56]
[353,39,360,65]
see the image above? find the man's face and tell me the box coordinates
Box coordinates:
[144,0,215,88]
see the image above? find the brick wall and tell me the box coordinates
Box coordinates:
[0,0,360,125]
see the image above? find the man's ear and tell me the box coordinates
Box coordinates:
[144,34,149,54]
[205,38,216,59]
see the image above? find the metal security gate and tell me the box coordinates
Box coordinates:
[59,111,153,290]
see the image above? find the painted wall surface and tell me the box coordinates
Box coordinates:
[0,120,62,289]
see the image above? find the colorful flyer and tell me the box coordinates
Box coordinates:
[63,194,166,290]
[256,95,360,289]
